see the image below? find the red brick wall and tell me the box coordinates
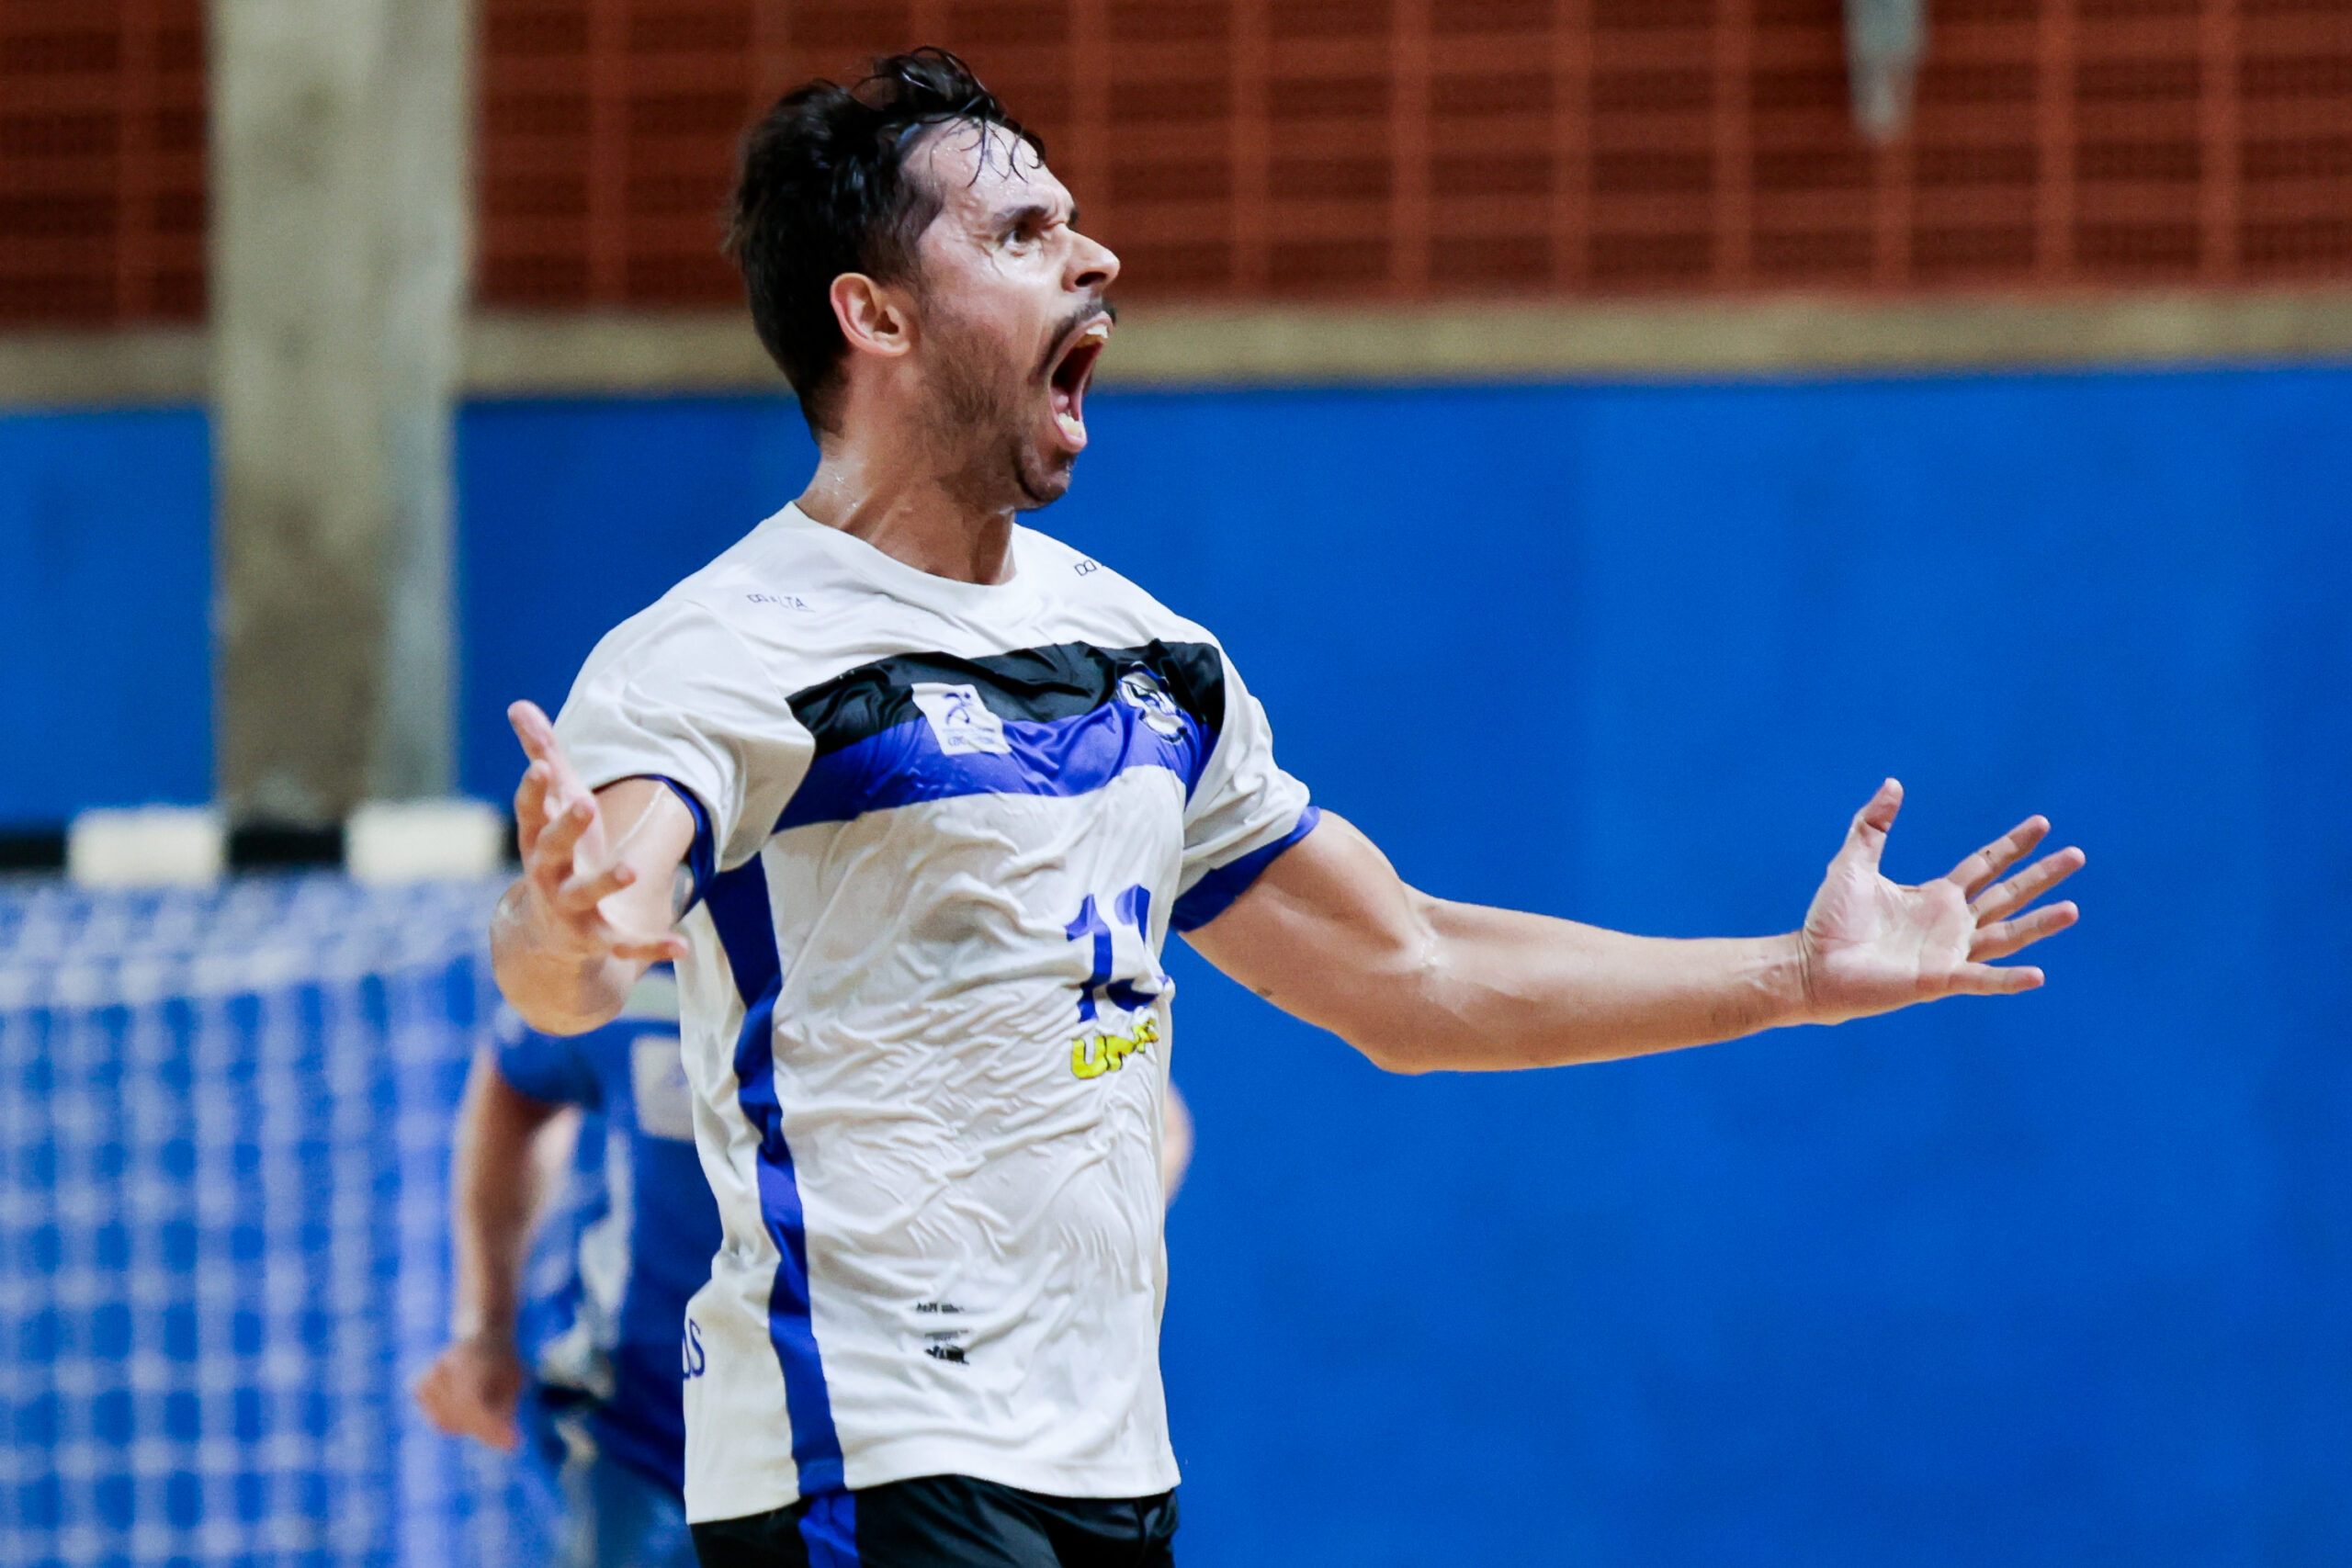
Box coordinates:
[471,0,2352,306]
[3,0,2347,326]
[0,0,206,326]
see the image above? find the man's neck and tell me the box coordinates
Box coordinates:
[795,445,1018,587]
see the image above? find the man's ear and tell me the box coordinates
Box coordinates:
[831,273,917,360]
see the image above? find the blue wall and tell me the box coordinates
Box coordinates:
[1063,373,2351,1566]
[456,396,820,795]
[0,408,211,822]
[6,367,2349,1562]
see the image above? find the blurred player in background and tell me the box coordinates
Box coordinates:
[492,48,2080,1568]
[414,964,1196,1568]
[414,968,718,1567]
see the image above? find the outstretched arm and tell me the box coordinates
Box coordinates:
[491,701,696,1034]
[1184,781,2083,1074]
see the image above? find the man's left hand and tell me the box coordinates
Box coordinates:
[1799,779,2085,1024]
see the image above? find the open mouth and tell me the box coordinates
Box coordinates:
[1047,317,1111,450]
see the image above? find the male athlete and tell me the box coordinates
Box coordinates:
[492,50,2083,1568]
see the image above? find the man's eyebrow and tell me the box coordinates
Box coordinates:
[999,199,1072,231]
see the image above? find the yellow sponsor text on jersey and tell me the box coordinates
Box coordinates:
[1070,1016,1159,1080]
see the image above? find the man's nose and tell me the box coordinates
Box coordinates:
[1069,229,1120,294]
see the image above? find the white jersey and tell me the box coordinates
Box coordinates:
[555,503,1315,1521]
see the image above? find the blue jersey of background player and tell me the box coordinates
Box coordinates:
[415,966,720,1568]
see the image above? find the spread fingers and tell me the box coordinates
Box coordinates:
[555,860,636,913]
[1972,845,2086,924]
[1944,817,2049,899]
[1970,902,2079,963]
[528,797,594,888]
[1949,962,2045,996]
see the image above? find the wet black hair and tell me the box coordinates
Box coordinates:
[726,48,1043,434]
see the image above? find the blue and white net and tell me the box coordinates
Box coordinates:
[0,874,545,1568]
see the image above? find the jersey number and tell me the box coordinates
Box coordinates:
[1064,886,1162,1021]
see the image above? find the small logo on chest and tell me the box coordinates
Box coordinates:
[1117,668,1187,739]
[910,682,1012,755]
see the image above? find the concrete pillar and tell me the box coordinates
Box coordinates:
[209,0,471,823]
[1846,0,1927,144]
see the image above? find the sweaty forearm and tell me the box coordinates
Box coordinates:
[489,879,639,1035]
[1194,815,1817,1075]
[1354,898,1810,1073]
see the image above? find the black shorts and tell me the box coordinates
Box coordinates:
[691,1475,1178,1568]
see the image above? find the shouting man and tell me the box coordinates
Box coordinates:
[492,50,2083,1568]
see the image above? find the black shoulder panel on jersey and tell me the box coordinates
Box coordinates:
[787,640,1227,757]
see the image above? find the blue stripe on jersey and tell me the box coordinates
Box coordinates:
[650,775,717,909]
[704,855,847,1496]
[774,698,1211,832]
[797,1489,861,1566]
[1170,805,1325,933]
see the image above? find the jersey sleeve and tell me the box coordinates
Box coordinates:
[491,1008,604,1110]
[1171,649,1318,933]
[553,598,815,882]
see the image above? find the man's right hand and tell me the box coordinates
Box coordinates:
[413,1333,526,1453]
[506,701,692,969]
[492,702,696,1033]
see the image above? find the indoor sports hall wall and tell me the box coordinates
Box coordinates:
[0,407,209,829]
[461,369,2352,1566]
[4,365,2349,1562]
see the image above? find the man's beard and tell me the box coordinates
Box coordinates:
[916,300,1074,512]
